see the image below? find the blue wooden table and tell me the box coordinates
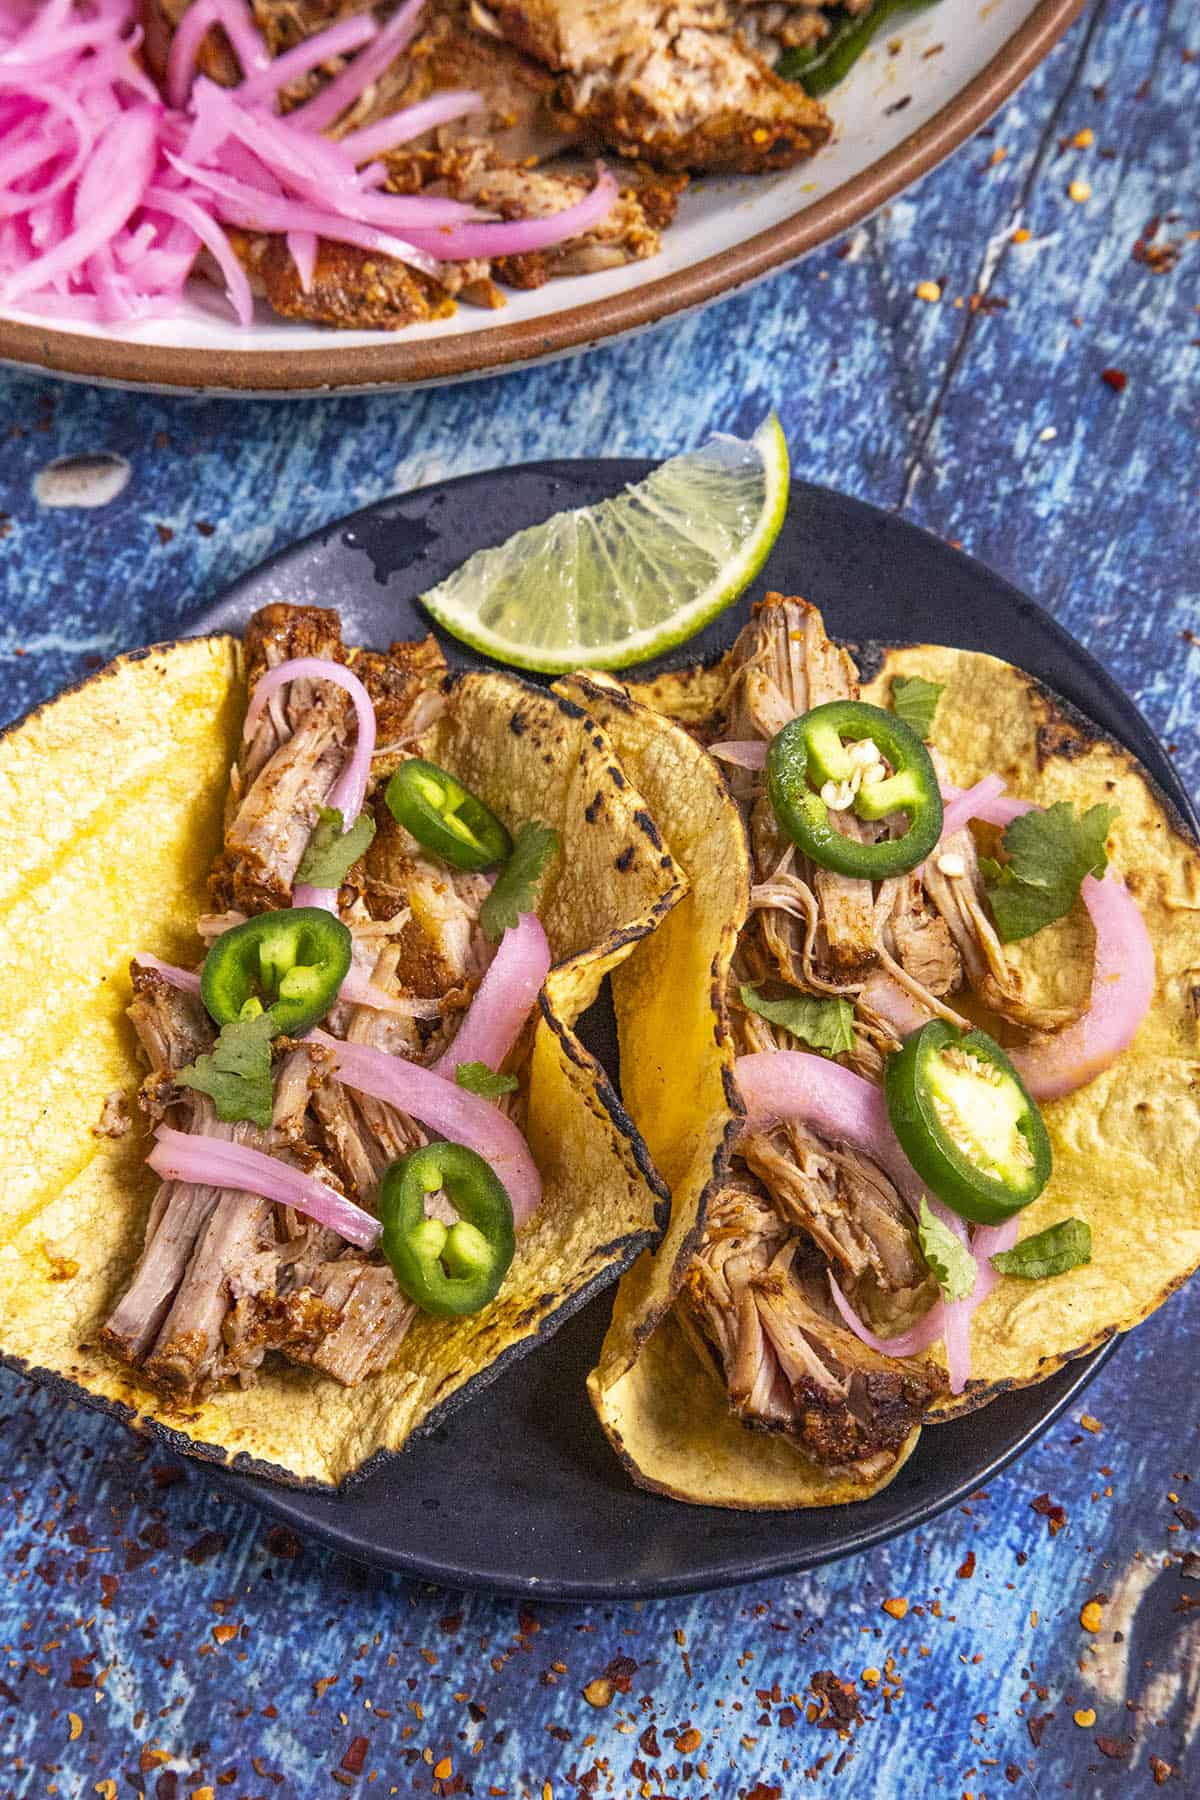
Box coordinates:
[2,2,1197,1793]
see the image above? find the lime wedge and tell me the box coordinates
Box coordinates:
[420,412,790,673]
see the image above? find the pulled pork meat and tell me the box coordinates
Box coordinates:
[147,0,831,331]
[103,603,496,1403]
[671,589,1092,1472]
[680,1182,942,1476]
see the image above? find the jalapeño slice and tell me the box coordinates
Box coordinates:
[379,1142,515,1317]
[201,907,352,1037]
[884,1020,1052,1226]
[385,759,512,872]
[766,699,943,879]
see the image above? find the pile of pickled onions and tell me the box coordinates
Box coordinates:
[0,0,616,326]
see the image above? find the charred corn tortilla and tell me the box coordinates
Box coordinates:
[560,674,922,1508]
[566,646,1200,1507]
[0,638,685,1487]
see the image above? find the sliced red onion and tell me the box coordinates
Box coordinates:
[735,1050,924,1210]
[164,0,270,108]
[293,882,338,913]
[135,954,201,994]
[938,786,1155,1100]
[286,226,316,291]
[148,1123,380,1250]
[709,739,768,771]
[243,655,376,825]
[340,91,485,161]
[144,183,252,325]
[311,1030,541,1226]
[828,1277,946,1358]
[433,913,550,1079]
[936,773,1008,842]
[400,168,619,262]
[234,14,377,108]
[289,0,426,133]
[337,969,441,1015]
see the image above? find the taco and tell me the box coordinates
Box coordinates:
[565,594,1200,1509]
[0,604,684,1486]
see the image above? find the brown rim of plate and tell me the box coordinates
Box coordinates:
[0,0,1085,396]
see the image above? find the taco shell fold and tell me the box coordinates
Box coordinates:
[0,638,685,1487]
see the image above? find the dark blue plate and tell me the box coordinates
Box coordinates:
[190,464,1194,1600]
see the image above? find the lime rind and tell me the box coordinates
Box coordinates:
[420,412,790,674]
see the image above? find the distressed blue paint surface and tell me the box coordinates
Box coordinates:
[1,0,1198,1793]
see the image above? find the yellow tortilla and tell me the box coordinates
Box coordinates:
[567,645,1200,1505]
[0,639,685,1486]
[560,674,922,1508]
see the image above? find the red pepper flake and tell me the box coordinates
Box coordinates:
[1175,1507,1199,1530]
[638,1724,660,1759]
[151,1465,184,1489]
[155,1771,177,1800]
[1150,1754,1173,1784]
[184,1530,226,1565]
[517,1609,539,1637]
[1095,1736,1134,1760]
[195,519,216,537]
[673,1726,702,1756]
[745,1787,782,1800]
[66,1657,95,1690]
[808,1671,864,1732]
[340,1736,369,1775]
[1027,1712,1054,1748]
[155,524,174,546]
[1030,1493,1067,1535]
[439,1612,463,1635]
[99,1574,119,1609]
[1100,368,1127,393]
[957,1551,976,1579]
[1005,1765,1023,1785]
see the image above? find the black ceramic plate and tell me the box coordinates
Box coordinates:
[190,464,1193,1600]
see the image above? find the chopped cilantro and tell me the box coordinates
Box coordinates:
[455,1061,520,1099]
[991,1218,1092,1281]
[295,805,376,889]
[917,1198,977,1302]
[891,674,944,740]
[176,1011,276,1129]
[740,984,856,1057]
[980,801,1118,942]
[480,821,559,942]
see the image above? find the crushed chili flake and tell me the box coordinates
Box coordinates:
[1080,1414,1103,1434]
[881,1597,908,1620]
[1150,1754,1173,1784]
[1030,1493,1067,1535]
[673,1726,702,1755]
[1100,368,1127,393]
[957,1552,976,1580]
[744,1786,782,1800]
[1175,1507,1199,1530]
[1027,1712,1054,1748]
[1095,1735,1134,1760]
[807,1671,864,1733]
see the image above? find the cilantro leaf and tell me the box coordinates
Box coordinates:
[991,1218,1092,1281]
[480,821,559,942]
[740,984,856,1057]
[455,1061,520,1099]
[917,1198,977,1302]
[176,1012,276,1129]
[295,805,376,889]
[981,801,1118,942]
[891,674,944,740]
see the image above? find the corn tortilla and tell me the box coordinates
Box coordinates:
[0,638,686,1487]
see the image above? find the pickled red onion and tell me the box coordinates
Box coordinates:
[311,1030,542,1226]
[433,913,550,1079]
[828,1278,946,1358]
[148,1123,380,1250]
[937,784,1155,1100]
[135,954,201,994]
[0,1,616,327]
[936,773,1007,842]
[243,656,376,824]
[735,1050,924,1210]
